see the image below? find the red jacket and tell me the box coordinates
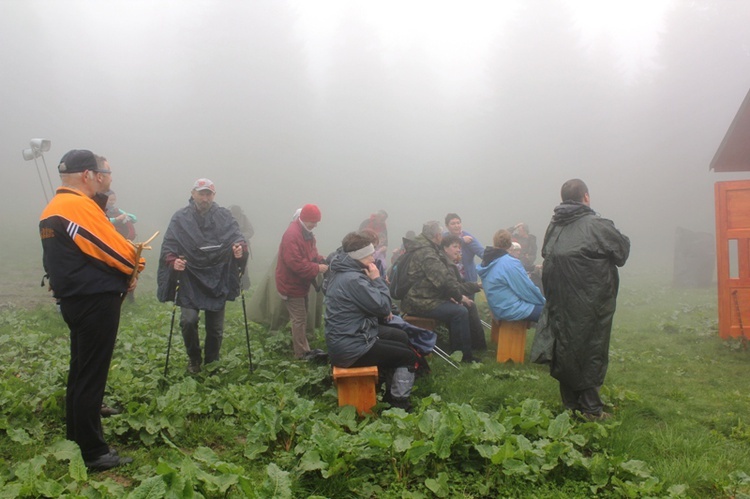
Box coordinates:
[275,220,323,298]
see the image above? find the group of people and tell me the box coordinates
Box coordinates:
[40,156,255,470]
[39,146,630,471]
[388,213,542,367]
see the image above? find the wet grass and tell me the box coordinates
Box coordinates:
[2,266,750,496]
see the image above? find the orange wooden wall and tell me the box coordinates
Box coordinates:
[715,180,750,339]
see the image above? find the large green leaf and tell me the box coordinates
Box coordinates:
[432,423,459,459]
[547,412,572,439]
[129,476,168,499]
[259,463,292,499]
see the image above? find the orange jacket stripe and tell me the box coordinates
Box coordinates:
[40,187,144,275]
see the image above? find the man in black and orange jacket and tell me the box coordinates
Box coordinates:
[40,149,144,471]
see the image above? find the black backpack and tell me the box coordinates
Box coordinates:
[389,250,417,300]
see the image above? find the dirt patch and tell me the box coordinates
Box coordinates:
[0,239,53,311]
[0,263,53,311]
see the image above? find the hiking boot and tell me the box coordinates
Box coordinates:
[388,397,413,413]
[461,354,481,364]
[85,449,133,471]
[187,359,202,374]
[100,404,121,417]
[302,349,328,363]
[581,411,612,422]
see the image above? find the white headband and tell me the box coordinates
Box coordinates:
[347,244,375,260]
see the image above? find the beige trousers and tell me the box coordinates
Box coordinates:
[284,296,310,358]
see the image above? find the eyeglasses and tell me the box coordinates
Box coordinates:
[90,169,111,175]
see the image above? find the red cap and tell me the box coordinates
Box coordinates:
[300,204,321,223]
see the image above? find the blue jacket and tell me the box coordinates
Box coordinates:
[476,247,545,321]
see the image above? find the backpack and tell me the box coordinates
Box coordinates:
[389,249,417,300]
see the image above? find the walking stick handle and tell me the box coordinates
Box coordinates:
[126,231,159,289]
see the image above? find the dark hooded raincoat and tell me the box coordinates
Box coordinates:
[541,202,630,391]
[157,199,247,311]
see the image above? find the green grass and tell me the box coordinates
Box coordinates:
[1,273,750,497]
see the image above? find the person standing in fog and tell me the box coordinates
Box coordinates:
[509,222,537,272]
[276,204,328,359]
[40,150,144,471]
[157,178,248,374]
[104,190,137,240]
[539,179,630,421]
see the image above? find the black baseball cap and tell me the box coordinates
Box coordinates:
[58,149,97,173]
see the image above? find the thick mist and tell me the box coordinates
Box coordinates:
[3,0,750,289]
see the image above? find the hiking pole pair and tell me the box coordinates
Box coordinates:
[431,345,461,370]
[239,264,253,372]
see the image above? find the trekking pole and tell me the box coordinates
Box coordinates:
[432,345,461,370]
[480,319,491,330]
[239,264,254,372]
[164,262,183,377]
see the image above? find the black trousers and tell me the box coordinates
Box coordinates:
[60,292,122,461]
[559,382,604,415]
[467,302,487,351]
[180,306,225,364]
[351,325,417,369]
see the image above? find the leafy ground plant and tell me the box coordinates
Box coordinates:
[1,272,750,497]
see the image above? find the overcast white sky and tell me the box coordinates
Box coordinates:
[293,0,672,91]
[3,0,750,283]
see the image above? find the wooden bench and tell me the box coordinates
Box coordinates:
[493,320,530,363]
[332,366,379,415]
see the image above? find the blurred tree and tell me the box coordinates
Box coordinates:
[632,1,750,232]
[475,0,628,226]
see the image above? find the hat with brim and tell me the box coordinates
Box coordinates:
[192,178,215,193]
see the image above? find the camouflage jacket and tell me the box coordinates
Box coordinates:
[399,234,480,314]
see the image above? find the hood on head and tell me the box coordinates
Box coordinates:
[551,201,594,225]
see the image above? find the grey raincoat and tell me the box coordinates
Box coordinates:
[324,251,392,367]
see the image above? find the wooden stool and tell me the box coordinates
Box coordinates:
[496,320,530,363]
[403,315,438,331]
[332,366,379,415]
[491,318,500,344]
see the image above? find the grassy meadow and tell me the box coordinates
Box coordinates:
[1,265,750,497]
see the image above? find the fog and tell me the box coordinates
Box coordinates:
[3,0,750,285]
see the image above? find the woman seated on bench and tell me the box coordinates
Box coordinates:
[477,229,545,323]
[324,232,417,411]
